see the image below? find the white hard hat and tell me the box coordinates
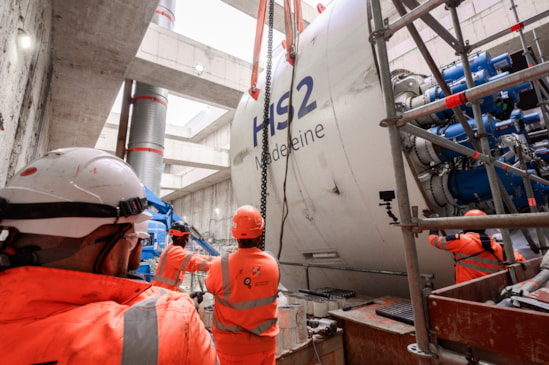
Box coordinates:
[0,147,150,238]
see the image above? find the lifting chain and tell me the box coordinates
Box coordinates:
[259,0,275,250]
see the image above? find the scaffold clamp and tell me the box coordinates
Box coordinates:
[379,116,403,128]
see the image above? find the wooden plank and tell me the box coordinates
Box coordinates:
[330,296,415,335]
[330,296,418,364]
[429,293,549,363]
[431,257,542,301]
[342,317,417,365]
[428,257,549,363]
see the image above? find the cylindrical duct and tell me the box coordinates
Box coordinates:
[127,85,169,194]
[127,0,176,195]
[152,0,176,29]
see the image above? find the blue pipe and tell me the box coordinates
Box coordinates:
[524,111,541,126]
[429,115,499,161]
[439,51,497,83]
[448,167,549,207]
[422,51,531,121]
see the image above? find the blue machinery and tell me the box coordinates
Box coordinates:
[394,50,549,217]
[138,186,219,279]
[143,186,219,257]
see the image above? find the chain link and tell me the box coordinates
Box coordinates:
[260,0,275,250]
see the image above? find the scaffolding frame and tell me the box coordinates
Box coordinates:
[369,0,549,362]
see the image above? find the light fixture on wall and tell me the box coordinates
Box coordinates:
[194,64,205,76]
[17,28,32,49]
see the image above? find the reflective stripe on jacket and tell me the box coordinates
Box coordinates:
[0,266,218,365]
[205,248,280,355]
[429,232,525,283]
[152,243,212,291]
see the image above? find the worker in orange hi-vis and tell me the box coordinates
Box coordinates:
[0,147,218,365]
[151,221,213,293]
[429,209,526,284]
[206,205,280,365]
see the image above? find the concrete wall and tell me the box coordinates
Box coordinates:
[172,177,238,244]
[0,0,53,186]
[170,121,236,241]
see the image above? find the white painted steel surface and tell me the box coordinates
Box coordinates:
[230,0,453,298]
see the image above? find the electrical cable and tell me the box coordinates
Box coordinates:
[310,336,322,365]
[277,3,300,260]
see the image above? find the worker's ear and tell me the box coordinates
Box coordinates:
[99,238,131,277]
[83,225,119,248]
[128,240,143,271]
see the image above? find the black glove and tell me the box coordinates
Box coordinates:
[190,291,204,304]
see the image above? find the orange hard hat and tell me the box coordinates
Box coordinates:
[232,205,264,239]
[464,209,486,217]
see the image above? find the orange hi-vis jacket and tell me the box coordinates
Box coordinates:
[429,231,526,283]
[0,266,218,365]
[152,243,212,291]
[205,248,280,356]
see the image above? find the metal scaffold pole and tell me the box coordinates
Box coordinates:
[448,4,517,263]
[370,0,434,362]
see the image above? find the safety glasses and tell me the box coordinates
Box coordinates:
[94,226,143,252]
[169,229,190,237]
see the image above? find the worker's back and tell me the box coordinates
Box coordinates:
[206,248,279,355]
[429,231,526,283]
[0,266,217,365]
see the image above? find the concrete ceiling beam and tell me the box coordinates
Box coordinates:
[161,168,231,200]
[163,138,229,170]
[48,0,159,150]
[127,23,250,109]
[96,122,229,170]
